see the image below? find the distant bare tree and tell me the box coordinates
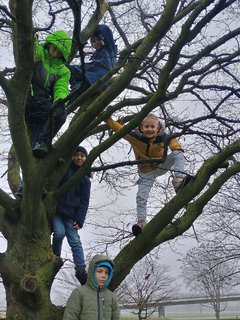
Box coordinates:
[198,175,240,268]
[117,256,175,320]
[181,243,240,320]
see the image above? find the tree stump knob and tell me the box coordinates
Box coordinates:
[21,276,37,293]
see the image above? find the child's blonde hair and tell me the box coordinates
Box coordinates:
[140,113,165,135]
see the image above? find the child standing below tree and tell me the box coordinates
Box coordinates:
[69,24,117,101]
[106,114,189,236]
[52,146,91,285]
[25,30,72,158]
[62,254,120,320]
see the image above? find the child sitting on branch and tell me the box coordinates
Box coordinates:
[69,24,117,103]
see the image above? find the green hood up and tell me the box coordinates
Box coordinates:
[87,254,115,290]
[44,30,72,62]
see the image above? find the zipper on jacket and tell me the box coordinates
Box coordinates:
[97,287,100,320]
[102,296,105,320]
[146,142,150,157]
[30,84,34,96]
[146,141,154,157]
[44,73,49,88]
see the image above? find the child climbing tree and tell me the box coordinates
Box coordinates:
[0,1,240,319]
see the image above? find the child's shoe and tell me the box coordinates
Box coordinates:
[132,220,147,237]
[32,142,48,158]
[172,175,194,193]
[75,269,87,285]
[15,180,24,197]
[15,186,23,197]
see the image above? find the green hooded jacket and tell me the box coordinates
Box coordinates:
[32,30,72,101]
[62,255,120,320]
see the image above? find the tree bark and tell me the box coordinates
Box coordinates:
[0,207,63,320]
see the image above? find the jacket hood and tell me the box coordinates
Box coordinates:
[44,30,72,62]
[93,24,117,55]
[87,254,114,290]
[157,119,165,135]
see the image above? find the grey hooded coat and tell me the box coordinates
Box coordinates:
[62,254,120,320]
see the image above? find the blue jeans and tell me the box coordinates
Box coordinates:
[52,214,86,272]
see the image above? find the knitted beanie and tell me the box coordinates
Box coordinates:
[75,146,88,157]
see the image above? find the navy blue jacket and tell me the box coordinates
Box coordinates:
[56,162,91,227]
[84,24,117,84]
[70,24,117,89]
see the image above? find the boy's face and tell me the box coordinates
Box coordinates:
[72,152,86,167]
[49,44,62,59]
[90,36,104,50]
[140,117,160,138]
[95,266,110,287]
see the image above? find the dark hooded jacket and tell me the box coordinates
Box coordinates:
[84,24,117,85]
[62,254,120,320]
[56,162,91,228]
[70,24,117,89]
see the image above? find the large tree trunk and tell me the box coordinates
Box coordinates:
[0,207,63,320]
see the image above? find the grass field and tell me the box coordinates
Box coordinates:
[2,313,238,320]
[120,313,240,320]
[120,318,240,320]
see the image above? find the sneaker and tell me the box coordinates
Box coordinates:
[172,175,194,193]
[42,188,47,199]
[15,186,47,198]
[15,180,24,197]
[32,142,48,158]
[15,186,23,197]
[132,220,147,237]
[75,269,87,285]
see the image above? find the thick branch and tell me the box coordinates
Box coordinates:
[0,189,15,213]
[110,139,240,289]
[7,0,34,172]
[7,144,20,195]
[0,5,16,21]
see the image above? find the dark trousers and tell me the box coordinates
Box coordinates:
[25,96,67,147]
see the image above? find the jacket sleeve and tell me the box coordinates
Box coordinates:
[105,118,123,132]
[105,118,137,149]
[53,67,71,101]
[111,293,120,320]
[62,288,82,320]
[168,138,184,152]
[75,177,91,228]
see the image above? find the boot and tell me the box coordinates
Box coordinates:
[172,175,194,193]
[132,220,147,237]
[75,269,87,285]
[32,141,48,158]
